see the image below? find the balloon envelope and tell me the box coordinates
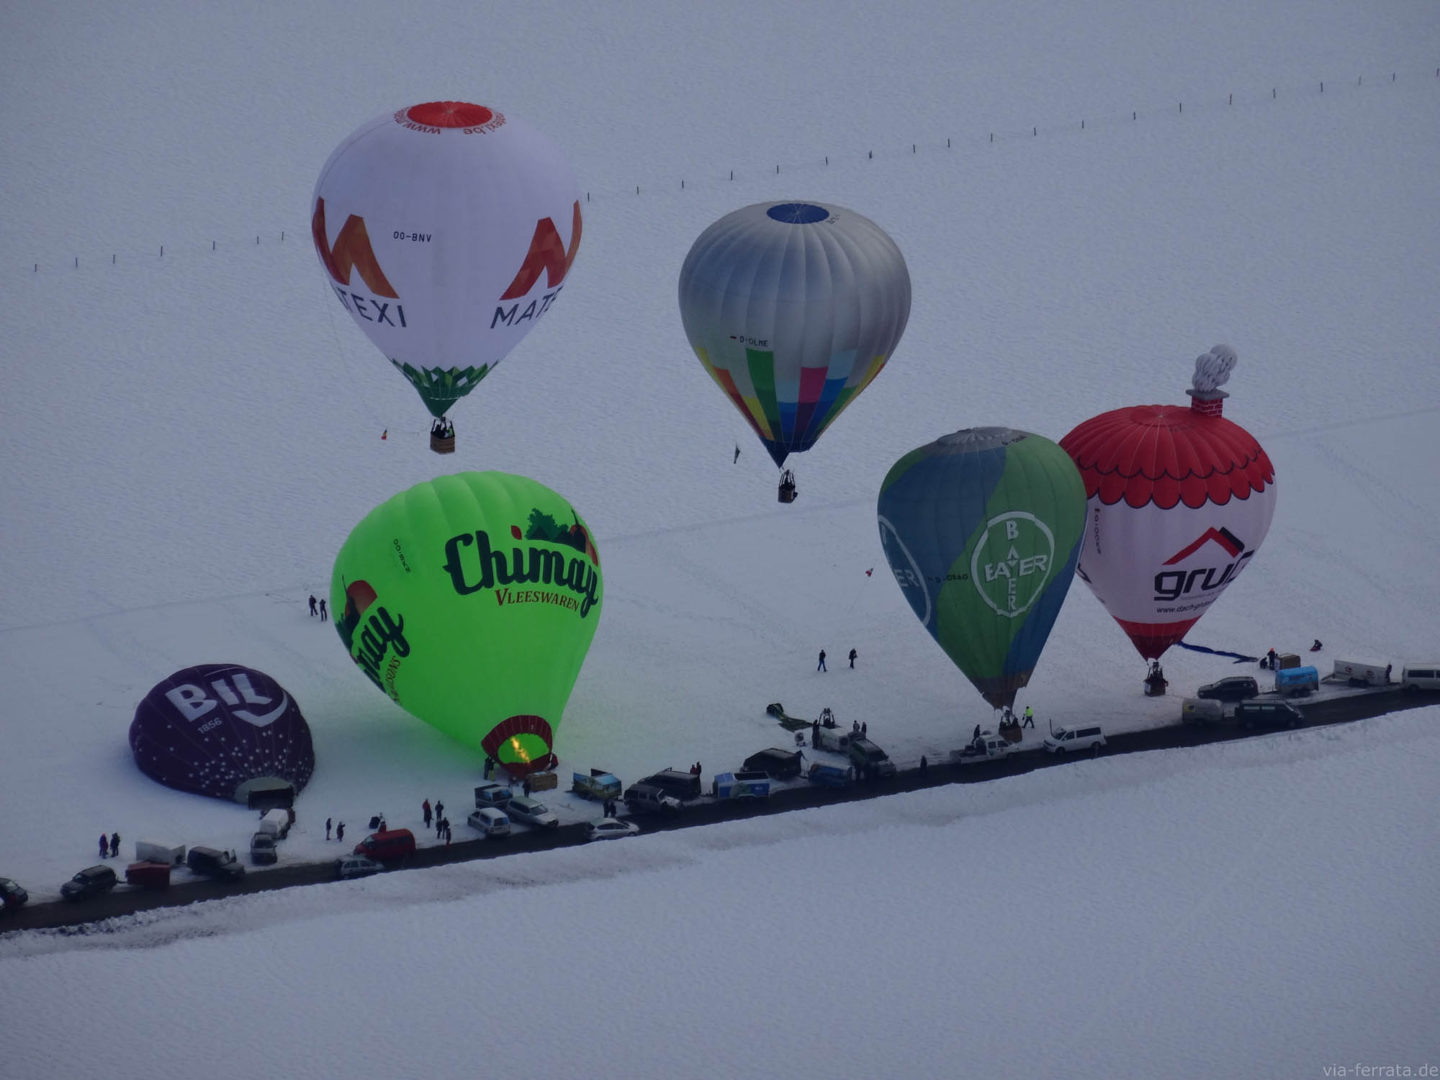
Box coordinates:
[129,664,315,802]
[877,428,1086,710]
[1059,394,1276,660]
[678,200,910,468]
[312,101,581,420]
[331,471,602,774]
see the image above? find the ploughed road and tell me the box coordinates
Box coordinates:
[6,686,1435,934]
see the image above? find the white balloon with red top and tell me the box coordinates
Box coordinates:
[1058,346,1277,662]
[311,101,581,444]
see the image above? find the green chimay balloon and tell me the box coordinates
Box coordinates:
[332,471,602,774]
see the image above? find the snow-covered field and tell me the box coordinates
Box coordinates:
[2,2,1437,1077]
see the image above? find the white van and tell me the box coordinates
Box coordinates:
[258,808,292,839]
[1043,724,1107,754]
[1401,664,1440,691]
[466,807,511,838]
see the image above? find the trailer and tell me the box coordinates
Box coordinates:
[1274,665,1319,696]
[571,769,622,802]
[806,762,856,789]
[124,861,171,890]
[1329,659,1390,687]
[712,771,771,800]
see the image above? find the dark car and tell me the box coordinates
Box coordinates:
[250,832,278,866]
[0,877,28,911]
[1233,700,1304,730]
[61,864,118,901]
[186,845,246,881]
[742,748,804,780]
[1196,676,1260,702]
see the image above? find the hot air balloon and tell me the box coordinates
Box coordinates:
[678,200,910,502]
[1058,346,1276,684]
[129,664,315,803]
[312,101,581,453]
[877,428,1086,712]
[331,471,602,775]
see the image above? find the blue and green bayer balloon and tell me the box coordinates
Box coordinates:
[877,428,1086,710]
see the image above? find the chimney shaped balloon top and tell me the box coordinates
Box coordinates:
[1187,344,1236,416]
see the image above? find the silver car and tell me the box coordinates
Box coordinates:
[587,817,639,841]
[504,796,559,829]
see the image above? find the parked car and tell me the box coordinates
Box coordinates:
[353,828,416,865]
[0,877,28,912]
[639,769,702,801]
[250,831,278,865]
[335,854,386,880]
[473,782,514,808]
[847,738,897,779]
[466,807,512,838]
[1233,700,1304,730]
[1401,664,1440,691]
[504,796,559,829]
[587,817,640,841]
[742,748,804,780]
[1043,724,1108,754]
[1195,676,1259,702]
[61,864,118,901]
[623,782,682,815]
[186,846,246,881]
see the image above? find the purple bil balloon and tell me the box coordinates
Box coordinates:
[129,664,315,803]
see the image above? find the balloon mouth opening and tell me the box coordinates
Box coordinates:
[766,202,828,225]
[233,777,298,808]
[481,715,556,777]
[405,101,495,129]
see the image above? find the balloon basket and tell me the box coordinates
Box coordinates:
[430,432,456,454]
[1144,674,1169,697]
[778,479,797,503]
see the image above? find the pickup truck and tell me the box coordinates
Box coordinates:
[949,732,1020,764]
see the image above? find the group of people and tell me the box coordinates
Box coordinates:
[816,648,859,672]
[307,594,328,621]
[431,418,455,439]
[98,831,120,858]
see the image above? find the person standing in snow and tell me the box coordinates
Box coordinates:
[325,817,332,841]
[318,597,328,621]
[308,594,317,617]
[109,832,120,858]
[848,648,857,669]
[423,799,432,828]
[1023,706,1035,729]
[99,833,110,859]
[335,821,345,842]
[817,649,827,672]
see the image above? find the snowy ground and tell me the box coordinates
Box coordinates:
[2,2,1438,1077]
